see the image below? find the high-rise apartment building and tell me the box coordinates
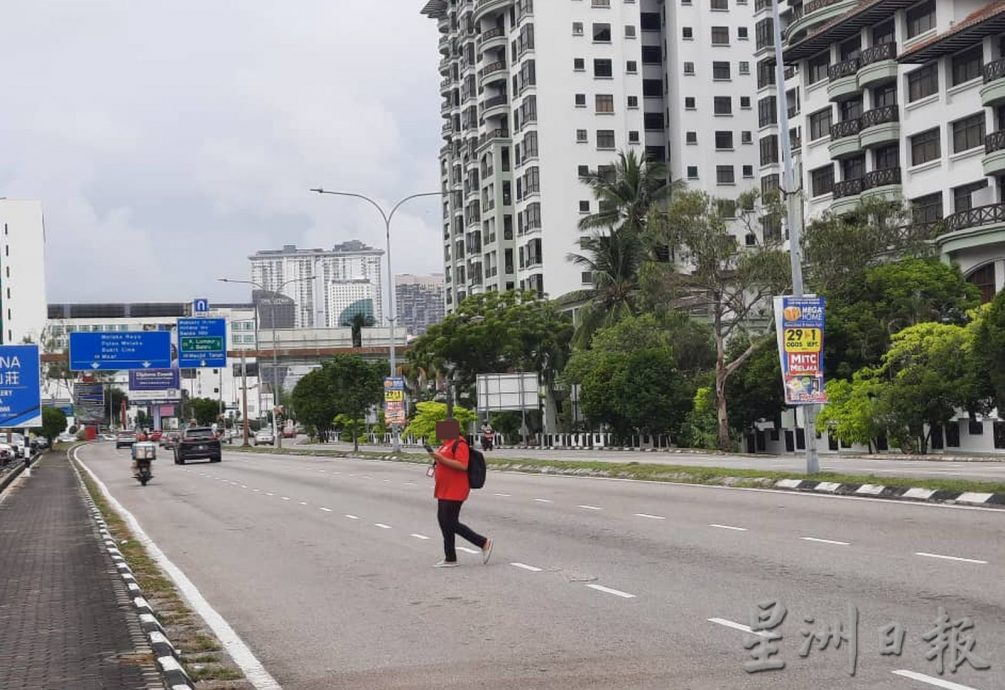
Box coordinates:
[773,0,1004,302]
[249,241,384,328]
[0,200,48,345]
[327,278,378,326]
[395,273,446,336]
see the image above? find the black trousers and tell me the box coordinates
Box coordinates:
[437,499,486,562]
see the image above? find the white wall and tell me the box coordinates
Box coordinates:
[0,200,47,346]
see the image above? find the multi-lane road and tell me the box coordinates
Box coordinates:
[77,443,1004,690]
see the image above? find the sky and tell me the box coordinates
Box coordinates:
[1,1,445,304]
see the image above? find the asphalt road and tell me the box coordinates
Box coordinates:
[78,442,1005,690]
[292,440,1005,483]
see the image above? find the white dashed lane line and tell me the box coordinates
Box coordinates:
[281,496,291,501]
[577,505,603,511]
[709,524,747,532]
[374,523,391,529]
[800,537,850,546]
[533,498,553,503]
[586,584,636,599]
[265,493,274,497]
[634,513,666,520]
[320,507,333,512]
[509,562,542,572]
[892,669,980,690]
[345,514,360,520]
[457,547,480,555]
[707,617,771,638]
[410,533,431,540]
[914,552,987,565]
[299,501,308,506]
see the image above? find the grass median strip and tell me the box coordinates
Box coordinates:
[229,445,1005,497]
[78,466,250,688]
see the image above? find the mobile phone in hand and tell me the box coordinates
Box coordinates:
[423,443,434,454]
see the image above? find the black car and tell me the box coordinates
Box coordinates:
[174,427,222,464]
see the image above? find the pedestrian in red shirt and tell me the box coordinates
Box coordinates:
[426,419,492,568]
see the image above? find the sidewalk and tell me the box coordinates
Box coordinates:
[0,452,163,690]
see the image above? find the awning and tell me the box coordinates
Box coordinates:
[899,1,1005,63]
[784,0,917,62]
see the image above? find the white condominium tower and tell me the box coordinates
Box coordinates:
[249,241,385,328]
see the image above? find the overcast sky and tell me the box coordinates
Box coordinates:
[1,1,444,304]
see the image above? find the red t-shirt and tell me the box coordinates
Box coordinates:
[434,438,470,501]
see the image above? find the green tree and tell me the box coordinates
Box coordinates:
[724,337,786,436]
[679,387,719,450]
[650,189,790,450]
[189,397,221,426]
[290,368,339,441]
[816,374,886,452]
[971,291,1005,410]
[324,354,385,452]
[577,149,672,235]
[342,311,375,349]
[404,401,477,444]
[41,406,68,442]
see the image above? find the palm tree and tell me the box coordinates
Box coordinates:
[566,229,647,347]
[342,311,375,349]
[578,150,674,235]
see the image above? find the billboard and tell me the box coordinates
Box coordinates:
[129,368,180,391]
[74,382,106,425]
[383,377,407,426]
[774,296,827,405]
[476,372,539,412]
[0,345,42,428]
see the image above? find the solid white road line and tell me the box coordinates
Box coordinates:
[891,669,979,690]
[510,562,542,572]
[457,546,480,554]
[634,513,666,520]
[586,584,636,599]
[707,618,771,638]
[320,507,333,512]
[533,498,553,503]
[709,524,748,532]
[74,449,282,690]
[374,523,391,529]
[800,537,850,546]
[914,552,987,565]
[410,533,431,540]
[345,514,360,520]
[577,505,603,511]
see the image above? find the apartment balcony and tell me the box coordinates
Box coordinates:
[828,58,861,102]
[477,128,510,151]
[857,43,898,90]
[440,78,452,95]
[828,119,862,159]
[785,0,857,47]
[860,166,901,203]
[441,123,454,140]
[481,94,509,119]
[859,106,899,149]
[938,203,1005,260]
[477,26,507,50]
[438,35,450,55]
[983,130,1005,177]
[439,57,451,75]
[981,58,1005,108]
[830,178,862,215]
[478,61,507,87]
[473,0,510,22]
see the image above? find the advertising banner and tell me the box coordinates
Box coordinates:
[0,345,42,427]
[383,376,407,426]
[774,296,827,405]
[73,382,106,425]
[129,368,180,391]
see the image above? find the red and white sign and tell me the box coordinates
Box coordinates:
[787,352,820,374]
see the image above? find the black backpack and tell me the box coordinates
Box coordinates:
[453,438,486,489]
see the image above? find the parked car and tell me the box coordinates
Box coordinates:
[254,429,275,446]
[56,432,76,444]
[115,431,137,449]
[175,427,222,464]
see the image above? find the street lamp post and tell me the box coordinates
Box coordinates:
[310,188,443,453]
[218,275,313,450]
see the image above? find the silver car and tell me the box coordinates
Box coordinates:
[253,430,275,446]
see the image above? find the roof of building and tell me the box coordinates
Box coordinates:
[783,0,918,62]
[420,0,448,20]
[249,240,384,259]
[898,0,1005,63]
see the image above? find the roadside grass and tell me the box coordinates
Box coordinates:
[76,456,250,688]
[228,445,1005,496]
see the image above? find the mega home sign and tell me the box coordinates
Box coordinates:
[773,296,827,406]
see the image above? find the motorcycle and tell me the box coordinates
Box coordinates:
[131,442,157,486]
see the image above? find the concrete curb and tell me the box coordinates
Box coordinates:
[771,478,1005,507]
[69,456,196,690]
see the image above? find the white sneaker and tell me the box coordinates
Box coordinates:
[482,538,493,565]
[433,560,459,568]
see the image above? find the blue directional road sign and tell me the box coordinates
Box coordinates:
[0,345,41,427]
[69,331,173,371]
[177,318,227,368]
[193,298,210,313]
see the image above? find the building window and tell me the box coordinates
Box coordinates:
[910,128,941,166]
[809,107,832,141]
[572,22,584,36]
[683,27,693,40]
[873,19,895,46]
[685,96,696,109]
[711,27,730,45]
[907,63,939,102]
[741,130,752,144]
[740,96,751,109]
[625,25,637,39]
[592,23,612,42]
[808,52,830,84]
[872,83,897,108]
[906,0,936,40]
[758,96,777,127]
[713,61,731,80]
[715,131,734,149]
[626,60,638,73]
[686,131,698,144]
[628,130,640,143]
[952,113,986,153]
[739,61,750,75]
[687,166,699,179]
[577,129,589,142]
[575,93,586,107]
[953,180,988,212]
[742,165,754,178]
[912,192,943,225]
[640,12,661,31]
[874,144,899,170]
[810,165,834,197]
[716,166,735,184]
[574,58,586,71]
[643,79,662,97]
[641,46,662,64]
[951,46,983,86]
[968,263,997,303]
[760,135,779,165]
[738,27,748,40]
[711,0,728,8]
[644,112,665,130]
[842,155,865,181]
[593,59,613,77]
[684,61,695,75]
[597,130,616,149]
[579,200,590,213]
[714,96,732,115]
[627,95,639,108]
[595,94,614,113]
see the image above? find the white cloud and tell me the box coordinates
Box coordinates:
[0,0,445,303]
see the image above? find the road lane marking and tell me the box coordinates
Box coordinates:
[457,547,480,554]
[252,489,260,492]
[299,501,308,506]
[265,492,274,496]
[533,498,553,503]
[410,533,430,540]
[634,513,666,520]
[800,537,850,546]
[586,584,636,599]
[320,507,333,512]
[707,618,771,638]
[345,514,360,520]
[281,496,291,501]
[382,479,391,483]
[577,504,603,510]
[914,552,987,565]
[510,562,542,572]
[709,524,748,532]
[374,523,391,529]
[241,485,248,489]
[493,492,511,497]
[891,670,979,689]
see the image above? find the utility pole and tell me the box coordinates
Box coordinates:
[240,348,250,446]
[772,1,819,474]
